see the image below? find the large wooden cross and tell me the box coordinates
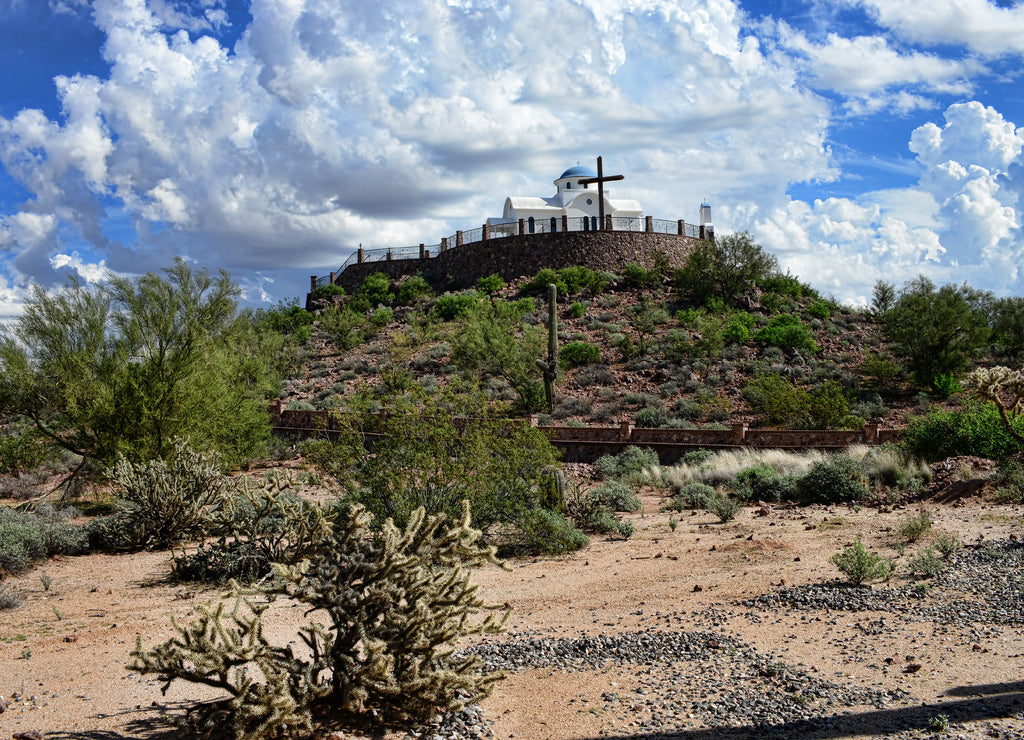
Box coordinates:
[578,156,624,231]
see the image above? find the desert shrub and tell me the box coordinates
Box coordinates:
[896,510,933,543]
[705,493,740,522]
[674,399,702,420]
[733,465,797,503]
[722,311,756,344]
[0,583,24,609]
[0,508,47,575]
[796,455,870,504]
[560,341,601,368]
[590,480,642,512]
[132,503,508,738]
[575,364,616,387]
[634,407,668,428]
[754,314,817,353]
[393,276,433,305]
[569,301,587,318]
[758,272,817,299]
[565,482,634,539]
[369,306,393,327]
[664,481,716,511]
[808,381,853,429]
[931,373,962,399]
[287,401,316,411]
[743,374,810,426]
[95,439,233,551]
[476,273,506,295]
[311,283,345,302]
[622,263,655,289]
[431,292,480,321]
[907,547,945,579]
[902,402,1024,461]
[992,459,1024,503]
[306,388,564,548]
[830,538,895,586]
[594,446,660,480]
[518,507,591,551]
[934,534,961,560]
[805,300,832,320]
[357,272,395,307]
[525,266,606,297]
[172,474,333,584]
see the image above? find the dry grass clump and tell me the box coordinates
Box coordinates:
[648,448,826,491]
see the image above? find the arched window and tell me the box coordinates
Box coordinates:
[550,217,557,232]
[528,217,535,234]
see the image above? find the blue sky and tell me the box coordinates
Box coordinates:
[1,0,1023,318]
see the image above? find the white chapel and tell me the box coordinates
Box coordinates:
[488,165,643,232]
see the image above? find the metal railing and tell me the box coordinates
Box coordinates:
[314,217,703,286]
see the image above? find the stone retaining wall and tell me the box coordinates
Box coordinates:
[326,230,700,296]
[269,403,900,465]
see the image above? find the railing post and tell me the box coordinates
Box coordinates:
[310,276,318,293]
[456,230,464,247]
[329,271,336,285]
[865,422,880,444]
[605,214,613,231]
[561,214,569,232]
[386,249,393,261]
[699,224,706,240]
[357,246,365,264]
[678,219,685,236]
[620,420,634,440]
[482,223,490,240]
[645,215,653,233]
[518,218,525,235]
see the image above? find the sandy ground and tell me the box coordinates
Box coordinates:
[3,487,1024,740]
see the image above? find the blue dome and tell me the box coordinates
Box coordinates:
[557,165,597,180]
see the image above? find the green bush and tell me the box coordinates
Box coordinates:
[525,266,607,297]
[992,459,1024,503]
[565,483,634,539]
[705,493,740,522]
[722,312,756,344]
[431,292,480,321]
[907,547,945,579]
[357,272,395,306]
[634,407,668,428]
[518,507,590,552]
[0,508,46,575]
[394,275,433,305]
[623,263,655,289]
[796,455,870,504]
[896,510,932,543]
[830,538,895,586]
[664,481,716,511]
[560,341,601,368]
[0,424,48,476]
[590,480,642,512]
[594,446,659,480]
[805,300,832,320]
[476,274,506,295]
[902,402,1024,461]
[569,301,587,318]
[754,314,817,353]
[311,284,345,302]
[743,374,810,426]
[734,465,797,502]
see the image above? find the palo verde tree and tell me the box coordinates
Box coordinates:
[673,231,779,306]
[0,259,276,471]
[882,276,992,390]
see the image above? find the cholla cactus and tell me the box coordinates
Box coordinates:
[131,500,509,738]
[106,437,231,550]
[963,366,1024,442]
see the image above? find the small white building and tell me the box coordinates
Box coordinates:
[488,166,643,233]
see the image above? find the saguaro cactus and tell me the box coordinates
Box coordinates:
[535,284,559,412]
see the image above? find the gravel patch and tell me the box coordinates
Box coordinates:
[745,538,1024,626]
